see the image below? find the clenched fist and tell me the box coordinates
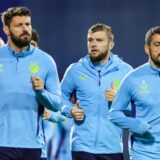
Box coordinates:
[31,76,44,91]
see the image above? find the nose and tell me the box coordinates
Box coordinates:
[22,25,30,32]
[90,40,97,47]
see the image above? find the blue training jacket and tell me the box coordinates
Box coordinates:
[109,63,160,159]
[61,53,132,153]
[0,44,61,148]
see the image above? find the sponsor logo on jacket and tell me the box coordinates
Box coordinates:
[112,78,121,90]
[139,80,149,93]
[80,75,88,80]
[29,62,40,74]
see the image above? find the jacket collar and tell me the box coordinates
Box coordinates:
[147,62,160,73]
[80,52,122,76]
[6,43,34,58]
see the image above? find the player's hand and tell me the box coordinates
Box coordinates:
[105,89,117,102]
[43,108,51,120]
[31,76,44,91]
[71,100,84,121]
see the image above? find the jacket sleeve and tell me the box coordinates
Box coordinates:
[47,111,66,122]
[108,76,151,134]
[36,58,61,112]
[60,65,75,118]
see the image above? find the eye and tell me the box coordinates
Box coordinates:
[154,43,160,47]
[16,24,22,27]
[88,38,93,42]
[152,42,160,47]
[96,39,103,42]
[26,23,31,26]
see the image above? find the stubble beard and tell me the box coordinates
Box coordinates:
[89,51,108,64]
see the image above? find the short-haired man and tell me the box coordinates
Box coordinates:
[61,23,132,160]
[109,26,160,160]
[0,7,61,160]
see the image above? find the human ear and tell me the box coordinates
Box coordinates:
[144,45,149,55]
[3,25,10,36]
[109,41,115,50]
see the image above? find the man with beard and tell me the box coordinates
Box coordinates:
[0,7,61,160]
[61,23,132,160]
[108,26,160,160]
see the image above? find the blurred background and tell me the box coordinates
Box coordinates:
[1,0,160,79]
[1,0,160,160]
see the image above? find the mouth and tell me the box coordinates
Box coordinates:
[22,34,30,37]
[21,33,31,38]
[91,49,99,54]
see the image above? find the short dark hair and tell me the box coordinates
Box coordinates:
[32,29,39,46]
[1,7,31,27]
[88,23,114,41]
[145,26,160,45]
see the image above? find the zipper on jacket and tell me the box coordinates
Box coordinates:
[95,70,101,149]
[98,70,101,86]
[15,57,19,73]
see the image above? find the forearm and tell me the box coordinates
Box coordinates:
[48,111,66,122]
[36,89,61,111]
[109,110,151,134]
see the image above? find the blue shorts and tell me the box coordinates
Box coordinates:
[72,151,124,160]
[0,147,41,160]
